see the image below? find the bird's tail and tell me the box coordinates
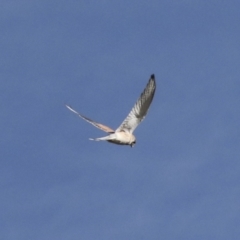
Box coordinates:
[89,135,115,141]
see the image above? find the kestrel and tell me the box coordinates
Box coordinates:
[66,74,156,147]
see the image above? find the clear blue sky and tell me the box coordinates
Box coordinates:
[1,1,240,239]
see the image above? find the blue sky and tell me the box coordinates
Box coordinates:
[1,1,240,239]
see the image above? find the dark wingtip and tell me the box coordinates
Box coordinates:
[150,74,155,79]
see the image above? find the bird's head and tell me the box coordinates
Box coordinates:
[130,136,136,148]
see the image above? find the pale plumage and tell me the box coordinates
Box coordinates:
[116,75,156,133]
[66,74,156,147]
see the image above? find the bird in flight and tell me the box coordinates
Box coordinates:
[66,74,156,147]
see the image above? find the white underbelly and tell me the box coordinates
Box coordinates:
[108,132,132,145]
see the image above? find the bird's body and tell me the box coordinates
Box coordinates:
[66,74,156,147]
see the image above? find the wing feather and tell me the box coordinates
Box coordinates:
[116,74,156,133]
[65,105,114,133]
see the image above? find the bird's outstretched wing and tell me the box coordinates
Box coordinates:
[65,105,115,133]
[115,74,156,133]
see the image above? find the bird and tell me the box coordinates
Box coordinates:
[66,74,156,147]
